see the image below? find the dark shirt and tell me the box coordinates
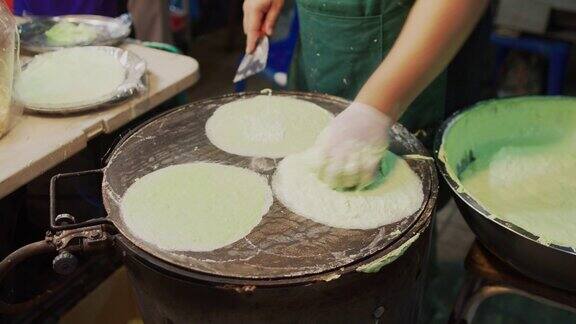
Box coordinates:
[14,0,118,17]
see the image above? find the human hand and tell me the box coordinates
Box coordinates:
[242,0,284,53]
[315,102,392,190]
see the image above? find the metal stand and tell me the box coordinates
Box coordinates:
[0,170,115,315]
[449,242,576,324]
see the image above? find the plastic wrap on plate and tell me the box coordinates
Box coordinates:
[19,14,132,53]
[0,1,22,138]
[14,46,147,114]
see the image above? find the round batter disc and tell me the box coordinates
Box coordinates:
[205,95,333,158]
[15,47,126,109]
[120,162,273,252]
[272,150,424,229]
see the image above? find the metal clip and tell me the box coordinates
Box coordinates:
[49,224,113,274]
[51,224,112,252]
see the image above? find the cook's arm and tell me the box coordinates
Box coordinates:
[356,0,489,120]
[316,0,489,190]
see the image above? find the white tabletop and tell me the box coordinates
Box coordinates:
[0,43,200,198]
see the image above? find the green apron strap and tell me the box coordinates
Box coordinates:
[289,0,446,138]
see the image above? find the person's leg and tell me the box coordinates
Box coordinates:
[128,0,174,44]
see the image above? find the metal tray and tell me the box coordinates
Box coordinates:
[18,46,147,115]
[19,14,131,53]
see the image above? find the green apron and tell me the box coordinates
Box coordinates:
[289,0,446,143]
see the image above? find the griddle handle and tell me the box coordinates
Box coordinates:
[50,169,109,231]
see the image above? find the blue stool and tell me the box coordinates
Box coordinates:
[234,10,299,92]
[491,34,571,95]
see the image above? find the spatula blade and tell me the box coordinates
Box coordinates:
[233,36,269,83]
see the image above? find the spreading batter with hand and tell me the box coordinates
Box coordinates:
[243,0,489,189]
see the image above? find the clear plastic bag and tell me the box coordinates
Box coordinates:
[0,1,21,138]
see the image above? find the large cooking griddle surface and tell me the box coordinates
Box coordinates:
[102,91,435,279]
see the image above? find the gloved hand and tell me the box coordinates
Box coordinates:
[315,102,392,190]
[242,0,285,53]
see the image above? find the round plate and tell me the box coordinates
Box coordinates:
[103,91,435,279]
[19,46,146,115]
[19,14,130,53]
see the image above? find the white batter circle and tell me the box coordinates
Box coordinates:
[205,95,333,158]
[15,47,126,109]
[272,150,424,229]
[120,162,273,252]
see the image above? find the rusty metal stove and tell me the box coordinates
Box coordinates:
[0,92,438,323]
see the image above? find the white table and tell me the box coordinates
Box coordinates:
[0,43,200,199]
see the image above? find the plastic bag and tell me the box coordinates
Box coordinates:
[0,1,21,138]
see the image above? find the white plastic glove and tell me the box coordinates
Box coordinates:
[315,102,392,190]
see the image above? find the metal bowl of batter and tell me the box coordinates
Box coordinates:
[434,96,576,292]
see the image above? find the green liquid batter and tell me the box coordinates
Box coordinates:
[45,21,98,46]
[439,97,576,249]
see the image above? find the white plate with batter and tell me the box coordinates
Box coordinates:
[15,46,146,114]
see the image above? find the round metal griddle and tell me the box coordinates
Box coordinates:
[102,91,436,279]
[434,96,576,292]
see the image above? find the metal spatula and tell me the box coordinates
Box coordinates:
[233,36,269,83]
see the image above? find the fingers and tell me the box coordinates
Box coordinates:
[263,0,284,35]
[243,0,266,53]
[358,158,380,189]
[319,158,346,190]
[318,154,359,191]
[243,0,285,52]
[341,157,362,189]
[245,30,261,54]
[318,150,382,191]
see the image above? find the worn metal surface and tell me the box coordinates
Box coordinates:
[434,102,576,292]
[121,223,433,324]
[102,91,436,279]
[451,194,576,292]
